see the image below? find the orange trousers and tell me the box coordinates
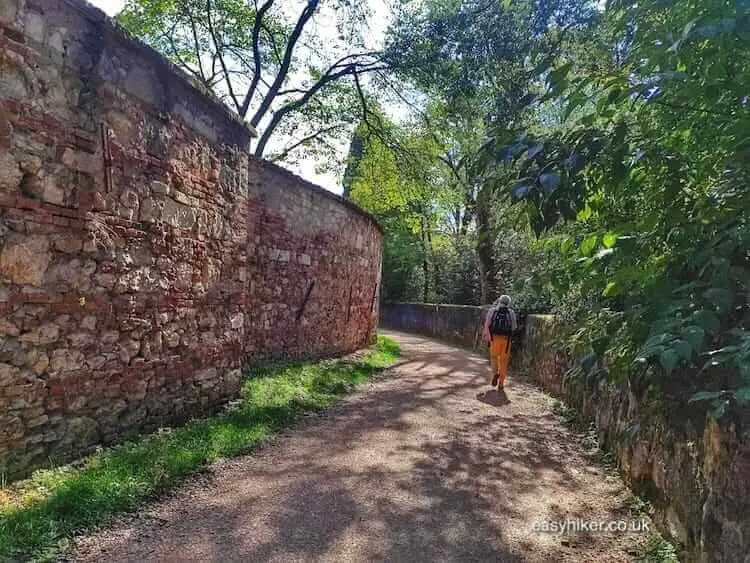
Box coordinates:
[489,335,511,386]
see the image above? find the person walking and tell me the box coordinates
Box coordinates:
[482,295,518,390]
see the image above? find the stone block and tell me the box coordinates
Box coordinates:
[0,234,51,286]
[53,234,83,254]
[230,313,244,330]
[49,348,84,373]
[151,180,170,196]
[19,323,60,345]
[24,348,49,375]
[61,148,99,175]
[0,319,20,336]
[162,198,196,230]
[23,10,46,44]
[69,332,95,348]
[139,198,161,222]
[81,316,97,331]
[118,339,140,364]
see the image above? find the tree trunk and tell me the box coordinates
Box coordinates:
[426,224,441,302]
[420,216,429,302]
[475,184,497,305]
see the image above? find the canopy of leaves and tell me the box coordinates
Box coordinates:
[118,0,382,164]
[481,0,750,419]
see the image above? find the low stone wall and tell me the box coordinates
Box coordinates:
[381,304,750,562]
[519,316,750,562]
[0,0,382,479]
[379,302,490,351]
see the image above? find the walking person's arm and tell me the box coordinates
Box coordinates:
[482,307,494,344]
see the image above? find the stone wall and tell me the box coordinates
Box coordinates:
[519,316,750,562]
[382,305,750,562]
[0,0,382,479]
[379,302,490,351]
[379,302,526,356]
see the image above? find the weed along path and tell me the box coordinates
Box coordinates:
[74,331,650,562]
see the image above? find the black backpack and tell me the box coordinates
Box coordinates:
[490,307,513,336]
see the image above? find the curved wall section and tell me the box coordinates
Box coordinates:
[0,0,382,478]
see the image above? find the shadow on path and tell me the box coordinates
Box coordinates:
[74,330,644,563]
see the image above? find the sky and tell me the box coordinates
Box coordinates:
[88,0,394,195]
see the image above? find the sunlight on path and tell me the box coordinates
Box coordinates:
[75,331,647,562]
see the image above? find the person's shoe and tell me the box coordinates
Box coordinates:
[491,375,499,387]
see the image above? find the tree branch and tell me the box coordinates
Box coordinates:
[239,0,276,117]
[253,62,356,156]
[187,12,207,82]
[206,0,242,113]
[160,24,207,85]
[270,123,347,162]
[249,0,321,128]
[261,22,283,64]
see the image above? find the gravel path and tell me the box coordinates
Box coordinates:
[73,330,649,562]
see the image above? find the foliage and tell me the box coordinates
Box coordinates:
[0,337,399,561]
[346,110,484,304]
[384,0,597,302]
[118,0,383,162]
[479,0,750,416]
[638,534,680,563]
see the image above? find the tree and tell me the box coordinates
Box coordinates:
[483,0,750,414]
[118,0,387,161]
[385,0,596,303]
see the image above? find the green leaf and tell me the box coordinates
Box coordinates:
[735,388,750,404]
[689,390,724,403]
[709,399,729,421]
[602,232,618,248]
[548,62,573,88]
[560,236,573,254]
[671,339,692,361]
[691,310,720,333]
[577,205,593,221]
[682,326,705,351]
[659,349,680,373]
[703,287,734,312]
[603,281,619,297]
[539,172,561,194]
[513,184,533,199]
[705,346,740,356]
[579,234,598,256]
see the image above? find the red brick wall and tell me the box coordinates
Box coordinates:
[0,0,382,479]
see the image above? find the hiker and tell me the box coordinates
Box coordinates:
[482,295,518,390]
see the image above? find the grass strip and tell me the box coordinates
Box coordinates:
[0,335,400,561]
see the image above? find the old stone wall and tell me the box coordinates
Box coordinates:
[382,304,750,562]
[379,302,526,355]
[519,316,750,562]
[0,0,382,479]
[379,302,490,351]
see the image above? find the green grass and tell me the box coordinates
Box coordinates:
[0,336,400,562]
[638,534,680,562]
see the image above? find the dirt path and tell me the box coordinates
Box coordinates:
[73,331,649,562]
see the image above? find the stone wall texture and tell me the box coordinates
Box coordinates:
[379,302,490,352]
[381,304,750,562]
[0,0,382,479]
[379,302,526,356]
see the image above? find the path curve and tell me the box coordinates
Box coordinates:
[74,331,647,562]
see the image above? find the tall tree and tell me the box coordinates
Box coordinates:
[118,0,387,161]
[385,0,595,303]
[484,0,750,414]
